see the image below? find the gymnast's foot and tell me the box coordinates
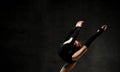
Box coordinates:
[75,20,84,27]
[101,25,107,30]
[97,25,108,32]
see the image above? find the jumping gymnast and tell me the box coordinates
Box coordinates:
[58,20,107,72]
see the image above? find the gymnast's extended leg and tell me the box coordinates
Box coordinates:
[63,20,84,45]
[72,25,107,61]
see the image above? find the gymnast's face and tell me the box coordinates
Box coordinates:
[74,40,82,48]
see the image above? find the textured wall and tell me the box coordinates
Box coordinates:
[1,0,119,72]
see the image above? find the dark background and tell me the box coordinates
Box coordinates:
[1,0,120,72]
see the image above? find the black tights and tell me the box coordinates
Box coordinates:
[84,28,104,47]
[64,27,81,45]
[64,26,104,47]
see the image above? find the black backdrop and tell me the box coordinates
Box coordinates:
[1,0,120,72]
